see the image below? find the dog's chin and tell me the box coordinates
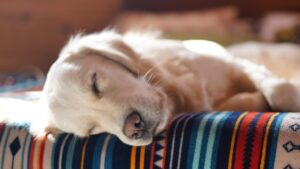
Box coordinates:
[119,133,153,146]
[118,118,169,146]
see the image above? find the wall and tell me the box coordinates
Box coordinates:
[124,0,300,17]
[0,0,122,73]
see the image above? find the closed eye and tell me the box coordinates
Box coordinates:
[91,73,101,97]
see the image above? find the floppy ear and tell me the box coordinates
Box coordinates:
[80,39,141,75]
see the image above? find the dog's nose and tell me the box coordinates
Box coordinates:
[123,111,145,139]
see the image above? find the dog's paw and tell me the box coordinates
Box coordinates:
[45,126,61,134]
[264,80,300,112]
[31,121,63,139]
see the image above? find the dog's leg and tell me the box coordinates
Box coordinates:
[216,92,270,112]
[40,121,63,138]
[234,58,300,112]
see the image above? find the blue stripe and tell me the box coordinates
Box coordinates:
[72,137,86,169]
[83,136,98,169]
[167,114,192,169]
[198,113,221,169]
[1,127,11,169]
[215,112,243,169]
[208,112,231,169]
[26,133,33,169]
[175,113,198,169]
[51,134,67,169]
[191,113,219,169]
[186,112,208,169]
[268,113,286,169]
[105,136,117,169]
[20,132,30,169]
[66,136,77,169]
[62,135,73,169]
[92,135,105,169]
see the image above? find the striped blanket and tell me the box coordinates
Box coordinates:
[0,112,299,169]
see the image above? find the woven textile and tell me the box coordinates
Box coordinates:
[0,73,44,93]
[0,112,300,169]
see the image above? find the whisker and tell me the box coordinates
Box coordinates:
[152,78,163,88]
[143,66,155,81]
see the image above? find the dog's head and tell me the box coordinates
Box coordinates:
[43,31,172,146]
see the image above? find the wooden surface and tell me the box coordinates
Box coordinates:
[124,0,300,17]
[0,0,122,73]
[0,0,299,73]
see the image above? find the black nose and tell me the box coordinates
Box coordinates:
[123,111,145,139]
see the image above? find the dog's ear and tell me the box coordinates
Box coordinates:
[81,39,140,76]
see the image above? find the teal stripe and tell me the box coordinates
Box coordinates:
[1,128,11,169]
[66,136,77,169]
[26,135,33,169]
[176,114,198,169]
[210,112,232,169]
[204,113,231,169]
[105,137,116,169]
[198,113,221,169]
[21,133,29,169]
[92,135,105,169]
[192,113,218,169]
[186,113,208,169]
[268,113,286,169]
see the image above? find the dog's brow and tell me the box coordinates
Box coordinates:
[80,47,139,77]
[104,57,138,77]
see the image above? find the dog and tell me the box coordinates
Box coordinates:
[43,30,300,146]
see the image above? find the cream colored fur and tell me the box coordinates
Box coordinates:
[228,42,300,83]
[43,30,300,145]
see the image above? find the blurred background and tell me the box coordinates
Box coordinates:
[0,0,299,92]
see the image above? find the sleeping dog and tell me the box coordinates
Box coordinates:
[43,30,300,146]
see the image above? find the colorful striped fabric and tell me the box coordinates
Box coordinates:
[0,112,300,169]
[0,73,45,93]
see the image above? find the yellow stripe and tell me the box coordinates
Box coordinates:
[228,112,247,169]
[259,113,279,169]
[81,138,89,169]
[140,146,146,169]
[130,147,137,169]
[36,137,42,169]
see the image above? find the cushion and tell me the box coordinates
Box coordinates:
[0,110,299,169]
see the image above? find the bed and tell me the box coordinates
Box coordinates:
[0,79,300,169]
[1,2,300,169]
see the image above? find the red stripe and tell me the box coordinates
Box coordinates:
[149,140,156,169]
[0,124,3,133]
[39,134,49,169]
[162,126,170,169]
[249,113,272,169]
[30,136,38,169]
[233,112,258,169]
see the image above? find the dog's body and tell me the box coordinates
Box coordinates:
[43,30,300,145]
[228,42,300,83]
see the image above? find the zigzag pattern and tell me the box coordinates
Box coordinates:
[243,115,259,169]
[0,111,296,169]
[153,134,164,169]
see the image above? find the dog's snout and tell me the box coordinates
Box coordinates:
[124,111,146,139]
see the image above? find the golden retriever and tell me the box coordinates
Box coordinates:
[43,30,300,146]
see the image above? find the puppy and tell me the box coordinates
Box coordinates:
[43,30,300,146]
